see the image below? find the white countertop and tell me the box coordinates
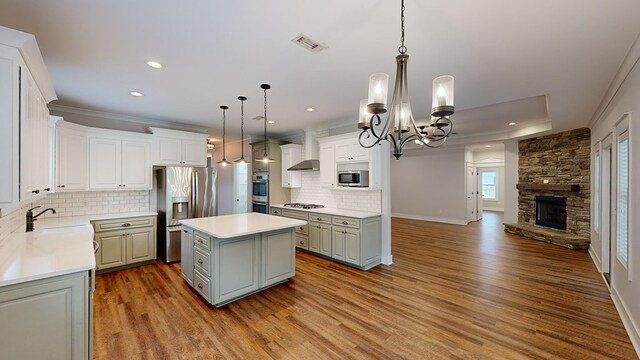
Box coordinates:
[270,205,381,219]
[1,211,158,287]
[180,213,307,239]
[0,225,96,287]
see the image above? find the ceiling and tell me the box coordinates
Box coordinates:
[0,0,639,143]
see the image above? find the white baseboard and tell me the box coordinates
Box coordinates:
[381,254,393,265]
[483,207,504,212]
[392,213,468,225]
[611,286,640,356]
[588,246,602,273]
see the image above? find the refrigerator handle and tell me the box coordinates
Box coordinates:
[192,171,199,218]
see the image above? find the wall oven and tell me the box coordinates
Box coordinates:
[252,173,268,213]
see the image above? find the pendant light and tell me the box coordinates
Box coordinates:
[217,105,231,166]
[234,96,248,165]
[258,83,275,163]
[358,0,455,159]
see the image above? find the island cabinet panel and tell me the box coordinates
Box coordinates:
[262,229,296,287]
[0,272,89,360]
[180,218,301,307]
[215,235,260,305]
[181,228,194,285]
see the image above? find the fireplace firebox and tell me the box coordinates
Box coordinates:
[535,196,567,230]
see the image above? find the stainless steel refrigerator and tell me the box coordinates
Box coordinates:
[155,166,217,263]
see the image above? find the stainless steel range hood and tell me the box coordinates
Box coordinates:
[288,131,319,171]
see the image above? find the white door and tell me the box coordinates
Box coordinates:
[122,140,150,189]
[476,170,483,221]
[466,165,477,222]
[56,130,87,191]
[182,139,206,166]
[233,163,248,214]
[156,137,181,165]
[90,138,122,189]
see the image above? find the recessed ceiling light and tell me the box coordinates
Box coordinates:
[305,107,315,112]
[268,120,275,124]
[130,91,143,97]
[146,60,163,69]
[485,145,492,148]
[508,122,516,126]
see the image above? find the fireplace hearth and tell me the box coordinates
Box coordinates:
[535,196,567,230]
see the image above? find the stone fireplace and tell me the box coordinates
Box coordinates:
[504,128,591,249]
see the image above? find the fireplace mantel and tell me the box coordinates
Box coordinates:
[516,184,580,192]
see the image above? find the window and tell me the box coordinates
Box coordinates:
[594,151,600,233]
[616,132,629,266]
[482,170,497,200]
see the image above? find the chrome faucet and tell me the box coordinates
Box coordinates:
[25,206,56,232]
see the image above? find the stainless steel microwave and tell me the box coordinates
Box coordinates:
[337,170,369,187]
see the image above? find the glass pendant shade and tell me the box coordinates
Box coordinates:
[393,103,411,133]
[431,75,454,117]
[358,99,371,129]
[367,73,389,113]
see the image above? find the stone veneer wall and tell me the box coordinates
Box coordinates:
[518,128,591,237]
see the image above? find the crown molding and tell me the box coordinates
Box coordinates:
[589,31,640,128]
[48,104,210,134]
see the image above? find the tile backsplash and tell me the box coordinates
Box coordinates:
[291,172,381,212]
[38,191,150,218]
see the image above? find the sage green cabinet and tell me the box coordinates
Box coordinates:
[181,227,194,285]
[182,226,296,307]
[0,271,91,360]
[333,226,361,265]
[309,222,332,256]
[95,230,127,269]
[92,215,157,272]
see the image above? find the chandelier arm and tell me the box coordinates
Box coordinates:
[358,129,383,149]
[387,133,401,156]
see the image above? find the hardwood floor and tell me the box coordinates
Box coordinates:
[93,212,637,359]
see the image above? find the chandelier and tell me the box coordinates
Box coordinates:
[358,0,455,159]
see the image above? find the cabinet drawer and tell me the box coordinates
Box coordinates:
[194,248,210,276]
[282,209,308,220]
[194,231,211,250]
[295,223,308,235]
[309,213,331,224]
[270,207,283,216]
[193,270,211,302]
[333,216,360,229]
[295,234,309,249]
[93,216,155,232]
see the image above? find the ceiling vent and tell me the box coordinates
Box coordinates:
[291,34,327,53]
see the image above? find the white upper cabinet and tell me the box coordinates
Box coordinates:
[0,28,57,208]
[149,128,208,167]
[90,138,122,189]
[181,139,207,166]
[280,144,302,188]
[56,125,88,191]
[89,134,151,190]
[335,139,369,163]
[318,132,383,190]
[121,140,150,189]
[156,137,181,165]
[319,143,336,188]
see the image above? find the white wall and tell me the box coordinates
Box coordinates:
[391,147,467,224]
[590,40,640,353]
[503,141,519,224]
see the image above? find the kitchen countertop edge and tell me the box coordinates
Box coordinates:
[269,205,381,219]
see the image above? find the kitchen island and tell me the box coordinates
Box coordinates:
[180,213,306,307]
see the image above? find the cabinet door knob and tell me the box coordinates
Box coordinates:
[122,184,126,187]
[197,283,203,289]
[44,188,50,192]
[197,259,203,264]
[342,221,348,225]
[61,185,65,188]
[32,189,40,194]
[121,223,131,227]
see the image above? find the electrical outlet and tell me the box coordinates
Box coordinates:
[543,179,549,184]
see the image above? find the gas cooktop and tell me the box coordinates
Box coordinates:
[283,203,325,209]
